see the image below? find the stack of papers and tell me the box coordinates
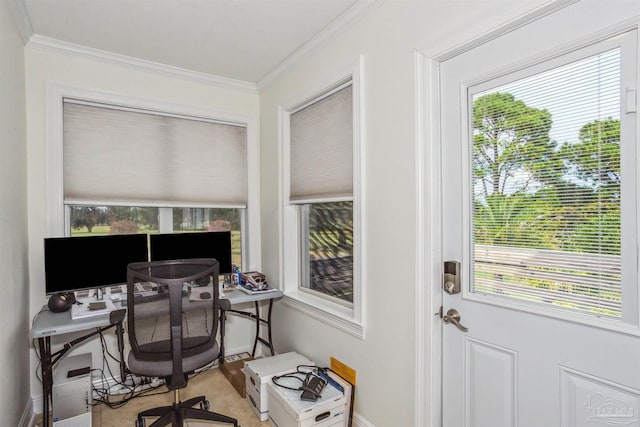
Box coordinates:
[71,297,116,320]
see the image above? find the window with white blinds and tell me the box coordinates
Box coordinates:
[288,79,355,304]
[289,81,353,203]
[470,46,625,317]
[63,100,247,207]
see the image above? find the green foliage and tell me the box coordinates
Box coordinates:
[472,92,559,196]
[560,118,620,201]
[472,93,621,256]
[109,219,139,234]
[71,206,108,233]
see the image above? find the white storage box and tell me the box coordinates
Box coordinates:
[267,378,346,427]
[244,352,315,421]
[52,353,92,427]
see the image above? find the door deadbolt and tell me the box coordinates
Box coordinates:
[443,261,461,295]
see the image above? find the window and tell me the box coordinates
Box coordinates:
[69,206,243,268]
[300,202,353,303]
[290,81,354,303]
[468,34,636,320]
[282,64,363,338]
[61,97,249,270]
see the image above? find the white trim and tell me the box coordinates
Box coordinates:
[257,0,381,91]
[418,0,578,60]
[18,398,34,427]
[278,56,365,335]
[352,412,376,427]
[28,34,257,93]
[414,49,444,427]
[282,293,365,340]
[414,2,582,426]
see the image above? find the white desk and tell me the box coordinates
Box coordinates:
[31,288,283,426]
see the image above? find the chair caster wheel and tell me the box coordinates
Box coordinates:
[200,399,210,411]
[135,418,146,427]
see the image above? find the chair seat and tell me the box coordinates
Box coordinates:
[128,342,219,378]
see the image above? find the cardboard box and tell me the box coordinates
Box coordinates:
[220,357,252,398]
[267,378,346,427]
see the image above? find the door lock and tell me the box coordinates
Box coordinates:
[443,261,461,295]
[439,307,469,332]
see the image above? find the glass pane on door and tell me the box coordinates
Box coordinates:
[470,48,622,317]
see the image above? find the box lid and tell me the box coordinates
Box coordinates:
[244,352,314,383]
[267,377,346,422]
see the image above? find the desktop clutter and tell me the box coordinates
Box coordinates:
[233,351,354,427]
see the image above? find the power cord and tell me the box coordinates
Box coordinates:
[271,365,328,401]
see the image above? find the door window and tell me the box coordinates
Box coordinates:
[468,36,636,319]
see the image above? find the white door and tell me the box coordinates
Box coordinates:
[440,4,640,427]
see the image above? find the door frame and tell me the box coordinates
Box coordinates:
[413,2,580,426]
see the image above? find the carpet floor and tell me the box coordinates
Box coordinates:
[37,367,271,427]
[97,367,269,427]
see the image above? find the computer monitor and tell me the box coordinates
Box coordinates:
[44,234,149,295]
[149,231,233,274]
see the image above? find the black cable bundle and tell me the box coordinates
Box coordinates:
[271,365,328,401]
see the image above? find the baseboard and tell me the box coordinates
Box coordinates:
[353,412,375,427]
[19,398,34,427]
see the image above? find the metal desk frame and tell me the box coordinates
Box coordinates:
[31,308,127,427]
[218,289,283,364]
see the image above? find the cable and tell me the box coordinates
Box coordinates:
[271,365,329,399]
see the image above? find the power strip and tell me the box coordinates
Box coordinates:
[99,376,164,396]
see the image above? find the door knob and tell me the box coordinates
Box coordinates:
[442,308,469,332]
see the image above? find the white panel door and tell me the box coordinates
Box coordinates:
[440,4,640,427]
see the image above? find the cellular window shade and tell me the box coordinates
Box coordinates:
[63,101,247,206]
[290,84,353,203]
[471,48,622,317]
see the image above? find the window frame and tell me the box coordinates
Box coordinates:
[459,31,639,329]
[47,83,260,272]
[280,57,365,339]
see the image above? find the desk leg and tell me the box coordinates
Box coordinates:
[251,302,260,357]
[115,321,126,382]
[219,308,226,365]
[266,298,275,356]
[251,299,276,357]
[38,336,52,427]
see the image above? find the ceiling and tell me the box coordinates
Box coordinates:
[16,0,372,84]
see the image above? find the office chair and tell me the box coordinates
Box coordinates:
[126,258,239,427]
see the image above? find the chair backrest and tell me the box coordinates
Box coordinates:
[126,258,220,388]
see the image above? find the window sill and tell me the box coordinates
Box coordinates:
[282,291,365,340]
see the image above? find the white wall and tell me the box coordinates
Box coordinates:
[259,1,551,425]
[0,1,29,425]
[25,46,261,405]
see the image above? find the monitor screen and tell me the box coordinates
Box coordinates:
[149,231,232,274]
[44,234,149,295]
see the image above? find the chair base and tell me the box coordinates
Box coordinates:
[136,394,239,427]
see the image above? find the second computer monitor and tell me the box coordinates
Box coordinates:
[149,231,233,274]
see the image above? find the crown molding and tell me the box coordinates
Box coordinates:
[256,0,382,92]
[27,34,258,93]
[8,0,33,44]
